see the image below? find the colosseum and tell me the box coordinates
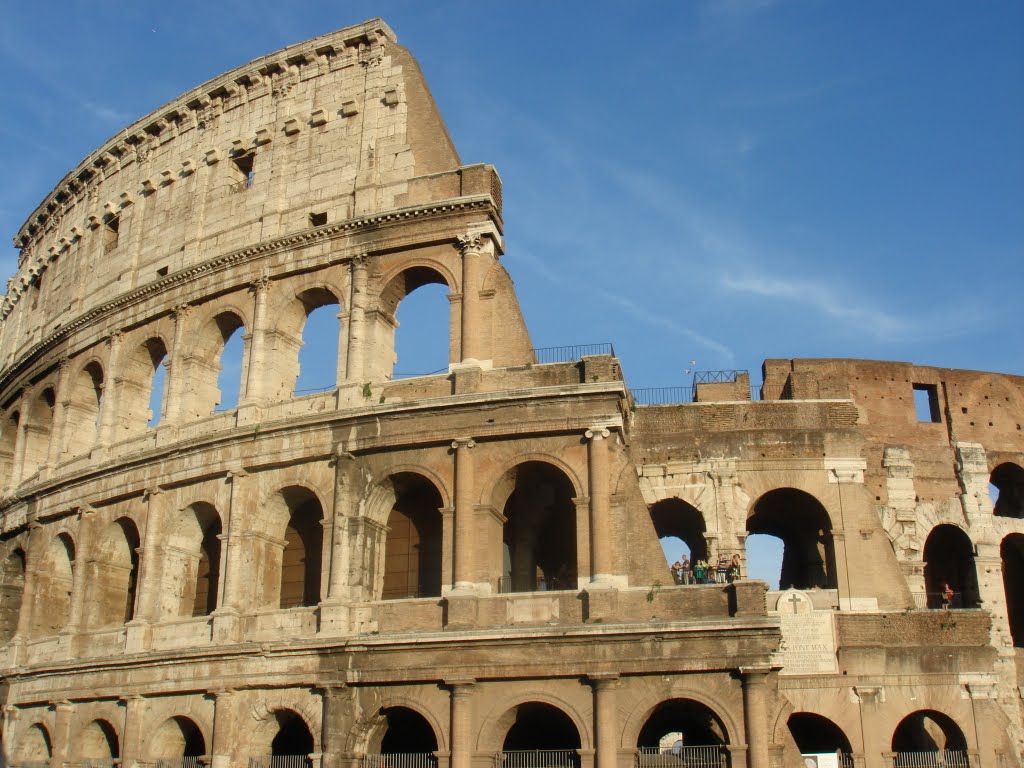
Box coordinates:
[0,17,1022,768]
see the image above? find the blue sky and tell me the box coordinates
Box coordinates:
[1,2,1022,582]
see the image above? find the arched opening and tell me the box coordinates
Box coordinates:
[375,706,438,756]
[17,722,53,760]
[293,289,341,395]
[0,548,26,642]
[382,473,443,600]
[1002,534,1024,646]
[277,488,324,609]
[161,503,222,618]
[992,463,1024,518]
[31,533,74,636]
[119,337,168,435]
[923,525,980,609]
[64,361,104,458]
[891,710,968,753]
[637,699,729,753]
[0,411,18,490]
[501,701,581,766]
[378,267,450,381]
[87,517,141,628]
[189,312,246,417]
[744,535,784,590]
[22,388,55,476]
[649,499,708,585]
[270,710,314,756]
[150,715,206,758]
[500,462,577,593]
[787,712,852,755]
[746,489,835,590]
[78,718,120,758]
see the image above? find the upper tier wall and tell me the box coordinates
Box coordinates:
[0,19,471,370]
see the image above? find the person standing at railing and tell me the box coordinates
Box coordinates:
[680,555,691,584]
[727,554,741,583]
[716,554,729,584]
[942,582,955,609]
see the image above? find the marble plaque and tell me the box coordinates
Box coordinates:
[771,589,838,675]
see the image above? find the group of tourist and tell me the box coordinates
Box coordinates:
[670,553,742,585]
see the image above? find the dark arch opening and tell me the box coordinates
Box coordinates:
[891,710,968,752]
[1002,534,1024,647]
[787,712,852,754]
[501,462,578,593]
[637,698,729,748]
[382,473,443,600]
[19,722,52,759]
[923,524,980,609]
[279,488,324,609]
[192,508,223,617]
[992,463,1024,518]
[80,718,120,758]
[379,707,438,754]
[747,488,835,590]
[650,499,708,584]
[152,716,206,757]
[502,702,581,751]
[270,711,314,756]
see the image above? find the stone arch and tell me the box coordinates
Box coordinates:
[64,359,104,458]
[160,501,223,619]
[633,698,731,748]
[86,516,142,628]
[257,485,325,609]
[620,685,742,753]
[485,452,585,510]
[0,410,18,490]
[250,706,318,756]
[31,531,75,636]
[649,498,709,580]
[185,310,248,418]
[1001,533,1024,646]
[148,715,207,758]
[366,705,441,754]
[271,285,344,398]
[373,694,448,753]
[786,712,852,754]
[992,463,1024,518]
[75,718,120,758]
[15,721,53,760]
[477,692,590,753]
[746,488,836,589]
[373,263,454,381]
[923,524,980,608]
[891,709,968,752]
[22,385,56,477]
[492,460,580,593]
[378,472,444,601]
[364,463,452,525]
[0,546,26,643]
[119,335,169,435]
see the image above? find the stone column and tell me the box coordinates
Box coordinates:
[51,699,75,768]
[242,275,272,403]
[209,689,237,768]
[586,428,613,584]
[46,358,72,469]
[213,469,248,643]
[448,680,476,768]
[98,331,123,449]
[345,253,369,383]
[451,438,477,592]
[121,694,146,767]
[740,666,771,768]
[63,506,95,636]
[321,684,346,768]
[456,234,486,364]
[327,449,356,601]
[126,488,165,651]
[591,674,620,768]
[163,303,192,424]
[9,393,28,489]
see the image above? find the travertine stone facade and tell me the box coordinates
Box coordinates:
[1,18,1023,768]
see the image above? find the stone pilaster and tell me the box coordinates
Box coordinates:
[163,303,192,424]
[63,505,95,638]
[456,233,486,365]
[451,438,477,593]
[590,674,620,768]
[45,358,72,469]
[51,699,75,768]
[241,275,272,404]
[740,666,771,768]
[213,469,249,643]
[97,331,124,450]
[126,487,165,651]
[447,680,476,768]
[121,694,146,767]
[209,689,237,768]
[586,427,614,585]
[345,253,369,383]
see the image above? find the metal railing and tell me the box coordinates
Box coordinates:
[910,591,966,610]
[692,370,747,384]
[249,757,313,768]
[497,750,581,768]
[632,386,695,405]
[636,746,728,768]
[893,751,970,768]
[532,343,615,364]
[363,754,438,768]
[156,758,205,768]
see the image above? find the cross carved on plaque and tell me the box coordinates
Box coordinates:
[787,593,803,615]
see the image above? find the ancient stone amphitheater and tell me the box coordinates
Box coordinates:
[1,17,1023,768]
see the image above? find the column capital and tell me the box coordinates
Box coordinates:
[226,467,249,480]
[589,672,620,689]
[143,486,164,500]
[106,330,124,347]
[585,427,611,441]
[53,699,76,712]
[446,678,476,693]
[173,302,193,319]
[350,250,371,268]
[251,273,273,293]
[456,232,487,256]
[207,687,237,700]
[739,664,772,679]
[451,437,476,450]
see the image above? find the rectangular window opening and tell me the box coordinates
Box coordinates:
[233,152,255,190]
[913,383,941,423]
[103,215,120,253]
[309,211,327,227]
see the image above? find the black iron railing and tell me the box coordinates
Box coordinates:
[632,387,695,405]
[532,343,615,364]
[692,369,748,384]
[636,747,728,768]
[893,751,970,768]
